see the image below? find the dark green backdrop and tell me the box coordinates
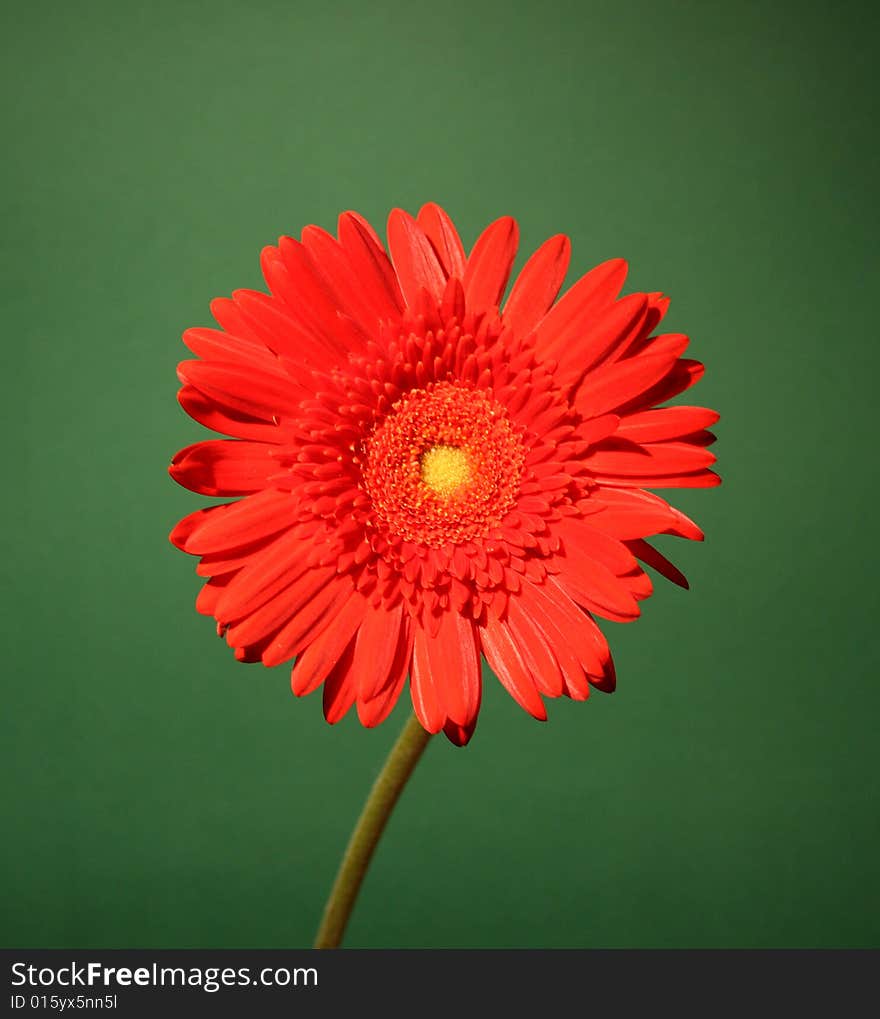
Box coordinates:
[3,0,878,948]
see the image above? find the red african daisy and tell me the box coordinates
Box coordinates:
[169,204,719,746]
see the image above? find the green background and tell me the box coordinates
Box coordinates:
[3,0,878,948]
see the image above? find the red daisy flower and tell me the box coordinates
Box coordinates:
[169,204,719,745]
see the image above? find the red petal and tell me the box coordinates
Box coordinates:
[512,585,590,700]
[569,294,651,379]
[503,234,571,338]
[291,592,368,697]
[256,576,355,666]
[177,360,304,422]
[344,211,383,247]
[410,623,448,733]
[323,637,359,724]
[233,285,343,367]
[169,505,225,551]
[584,488,702,541]
[182,327,279,368]
[195,575,233,617]
[626,331,690,361]
[337,211,404,320]
[552,534,641,621]
[272,236,355,352]
[387,208,448,306]
[169,439,277,496]
[301,225,391,338]
[625,538,690,589]
[616,406,720,443]
[577,413,620,447]
[417,203,466,279]
[462,216,519,311]
[585,439,716,478]
[533,258,627,365]
[479,614,547,720]
[357,615,412,728]
[521,579,614,686]
[505,598,565,697]
[177,385,282,443]
[537,578,615,688]
[439,276,466,324]
[573,351,680,419]
[419,610,481,728]
[353,602,405,701]
[195,532,284,578]
[621,565,653,602]
[210,297,265,346]
[557,518,639,575]
[442,721,474,746]
[185,489,295,554]
[225,564,331,652]
[615,358,705,413]
[589,468,721,490]
[221,576,310,649]
[214,531,312,623]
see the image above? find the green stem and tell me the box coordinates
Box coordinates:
[313,712,432,948]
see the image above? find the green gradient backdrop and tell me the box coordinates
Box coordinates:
[2,0,878,948]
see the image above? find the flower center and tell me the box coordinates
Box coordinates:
[363,381,525,546]
[420,444,471,498]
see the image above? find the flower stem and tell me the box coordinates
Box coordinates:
[313,712,432,948]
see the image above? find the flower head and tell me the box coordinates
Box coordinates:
[169,204,719,744]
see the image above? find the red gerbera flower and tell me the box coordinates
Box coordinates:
[169,204,719,745]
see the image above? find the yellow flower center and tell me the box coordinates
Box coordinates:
[364,382,525,546]
[420,444,471,498]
